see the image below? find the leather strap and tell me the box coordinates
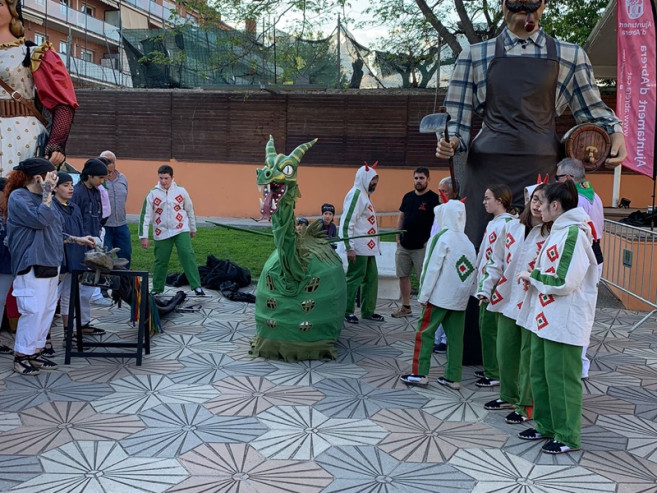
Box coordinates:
[0,78,49,126]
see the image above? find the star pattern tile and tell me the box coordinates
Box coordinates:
[0,290,655,491]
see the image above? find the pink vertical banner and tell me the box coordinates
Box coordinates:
[616,0,656,177]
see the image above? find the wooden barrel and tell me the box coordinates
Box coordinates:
[561,124,611,172]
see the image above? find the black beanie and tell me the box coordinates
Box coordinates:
[57,171,73,185]
[321,203,335,214]
[13,157,56,176]
[82,158,108,177]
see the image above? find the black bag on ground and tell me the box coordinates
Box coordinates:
[165,255,251,291]
[220,280,256,303]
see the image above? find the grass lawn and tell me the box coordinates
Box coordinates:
[128,224,418,289]
[128,224,275,279]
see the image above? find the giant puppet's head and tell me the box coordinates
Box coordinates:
[5,0,25,38]
[256,136,317,221]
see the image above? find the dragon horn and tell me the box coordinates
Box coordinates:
[371,161,378,169]
[364,161,369,171]
[438,189,449,203]
[288,139,318,165]
[543,173,549,184]
[266,136,277,160]
[460,196,467,202]
[537,173,542,184]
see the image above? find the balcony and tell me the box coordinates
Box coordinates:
[24,0,120,42]
[60,52,133,87]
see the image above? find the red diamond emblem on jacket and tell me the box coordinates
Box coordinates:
[368,204,374,212]
[176,223,183,229]
[485,246,493,261]
[155,228,162,236]
[539,293,555,306]
[528,259,536,270]
[488,231,497,244]
[368,228,376,235]
[155,217,161,225]
[505,233,515,248]
[536,240,545,250]
[155,208,163,215]
[545,266,556,274]
[498,275,507,285]
[174,205,181,212]
[506,252,512,264]
[153,198,161,206]
[536,312,548,330]
[175,194,184,203]
[546,244,559,262]
[491,289,503,305]
[176,213,183,222]
[517,301,523,310]
[367,239,376,249]
[368,215,376,225]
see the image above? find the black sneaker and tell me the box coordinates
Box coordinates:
[363,313,385,322]
[81,324,106,336]
[194,287,205,296]
[517,428,549,441]
[541,440,578,454]
[475,377,500,388]
[433,343,447,354]
[345,314,359,324]
[474,370,485,378]
[484,398,514,410]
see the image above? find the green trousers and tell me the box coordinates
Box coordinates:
[530,332,583,448]
[345,255,378,317]
[497,315,533,417]
[412,304,465,382]
[479,302,499,380]
[152,232,201,293]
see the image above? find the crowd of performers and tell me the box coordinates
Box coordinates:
[401,168,601,455]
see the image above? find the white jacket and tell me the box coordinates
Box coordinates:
[339,165,380,256]
[476,213,515,285]
[418,200,476,310]
[477,219,549,321]
[139,180,197,241]
[516,207,598,346]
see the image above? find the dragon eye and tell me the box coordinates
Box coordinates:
[282,165,294,177]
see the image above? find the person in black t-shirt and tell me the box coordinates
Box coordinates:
[392,167,440,318]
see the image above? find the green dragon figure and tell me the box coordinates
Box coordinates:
[252,136,347,361]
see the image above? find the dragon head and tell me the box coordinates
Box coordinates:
[256,136,317,220]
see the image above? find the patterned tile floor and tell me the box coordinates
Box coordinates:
[1,287,657,492]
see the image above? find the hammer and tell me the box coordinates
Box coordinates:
[420,107,456,196]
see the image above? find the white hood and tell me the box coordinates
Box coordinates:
[433,200,466,233]
[353,165,378,194]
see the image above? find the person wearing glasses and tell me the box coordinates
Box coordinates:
[555,157,604,380]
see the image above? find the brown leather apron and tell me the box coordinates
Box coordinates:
[463,34,561,244]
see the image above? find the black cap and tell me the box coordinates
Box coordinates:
[13,157,56,176]
[56,171,73,185]
[296,217,309,225]
[321,203,335,214]
[82,158,108,177]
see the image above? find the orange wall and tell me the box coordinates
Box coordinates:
[68,158,657,219]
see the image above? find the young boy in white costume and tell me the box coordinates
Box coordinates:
[516,180,598,454]
[400,197,476,389]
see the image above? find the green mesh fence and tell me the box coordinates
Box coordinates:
[121,25,444,89]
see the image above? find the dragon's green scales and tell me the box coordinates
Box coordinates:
[251,137,347,361]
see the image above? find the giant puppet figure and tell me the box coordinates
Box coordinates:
[436,0,626,245]
[252,137,347,362]
[0,0,78,177]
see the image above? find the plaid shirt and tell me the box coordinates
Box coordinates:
[444,28,622,151]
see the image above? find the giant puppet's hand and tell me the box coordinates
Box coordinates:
[606,132,628,167]
[435,137,460,160]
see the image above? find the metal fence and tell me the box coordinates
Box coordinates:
[601,218,657,330]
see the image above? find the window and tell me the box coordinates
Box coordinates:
[80,48,94,63]
[34,33,46,45]
[80,4,95,17]
[59,41,68,54]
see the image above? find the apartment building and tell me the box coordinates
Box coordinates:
[20,0,195,87]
